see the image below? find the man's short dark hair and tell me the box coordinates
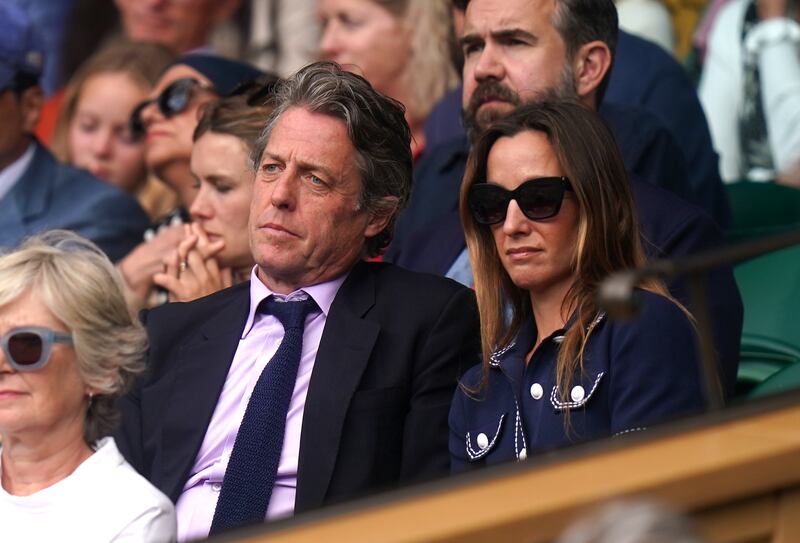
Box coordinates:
[252,61,413,258]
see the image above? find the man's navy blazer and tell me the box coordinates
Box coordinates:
[0,141,149,261]
[116,261,480,512]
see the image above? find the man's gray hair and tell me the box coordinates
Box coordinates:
[252,61,413,257]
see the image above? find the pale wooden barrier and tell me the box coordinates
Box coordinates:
[218,394,800,543]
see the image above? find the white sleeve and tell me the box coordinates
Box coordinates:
[699,0,746,182]
[758,24,800,174]
[112,504,177,543]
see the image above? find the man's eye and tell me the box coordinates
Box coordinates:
[339,13,362,29]
[463,42,482,56]
[261,163,280,174]
[309,175,325,187]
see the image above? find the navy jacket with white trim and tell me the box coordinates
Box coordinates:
[449,290,707,472]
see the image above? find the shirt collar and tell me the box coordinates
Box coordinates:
[241,266,349,338]
[0,143,35,202]
[488,310,607,371]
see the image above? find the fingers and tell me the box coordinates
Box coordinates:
[163,249,180,280]
[191,223,226,259]
[177,234,199,265]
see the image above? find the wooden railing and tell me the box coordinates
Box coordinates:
[219,393,800,543]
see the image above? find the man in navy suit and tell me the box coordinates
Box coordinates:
[0,4,148,261]
[116,62,479,539]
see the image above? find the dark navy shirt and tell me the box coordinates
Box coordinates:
[449,291,706,472]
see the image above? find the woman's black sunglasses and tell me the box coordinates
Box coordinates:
[468,176,573,225]
[1,326,73,372]
[129,77,215,140]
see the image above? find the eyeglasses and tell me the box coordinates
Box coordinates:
[129,77,215,139]
[467,176,573,225]
[1,327,73,372]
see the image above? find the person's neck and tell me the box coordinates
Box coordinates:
[528,279,577,355]
[1,421,93,496]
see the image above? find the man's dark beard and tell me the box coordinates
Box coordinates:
[462,80,521,144]
[462,69,578,144]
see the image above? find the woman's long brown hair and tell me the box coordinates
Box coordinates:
[460,101,688,409]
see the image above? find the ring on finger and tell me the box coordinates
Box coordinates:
[178,260,188,274]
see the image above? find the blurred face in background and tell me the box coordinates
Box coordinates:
[114,0,241,53]
[139,64,217,206]
[189,132,254,269]
[318,0,412,101]
[68,72,148,193]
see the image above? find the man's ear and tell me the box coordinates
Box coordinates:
[20,85,43,134]
[364,197,400,238]
[571,40,612,107]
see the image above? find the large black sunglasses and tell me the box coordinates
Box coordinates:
[468,176,573,225]
[1,326,73,372]
[129,77,215,139]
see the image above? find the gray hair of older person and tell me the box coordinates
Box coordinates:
[556,500,707,543]
[0,231,147,444]
[251,60,413,258]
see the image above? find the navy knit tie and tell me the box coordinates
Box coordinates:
[209,295,317,534]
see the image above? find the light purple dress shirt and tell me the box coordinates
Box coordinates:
[175,267,347,542]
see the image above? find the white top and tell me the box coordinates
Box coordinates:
[0,437,176,542]
[699,0,800,181]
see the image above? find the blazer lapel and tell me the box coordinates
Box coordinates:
[0,143,51,239]
[156,288,251,501]
[295,263,380,511]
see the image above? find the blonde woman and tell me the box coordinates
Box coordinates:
[0,231,175,540]
[52,40,178,220]
[318,0,459,158]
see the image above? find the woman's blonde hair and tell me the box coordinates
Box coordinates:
[373,0,460,122]
[460,101,688,408]
[51,39,176,168]
[51,40,178,219]
[0,231,148,443]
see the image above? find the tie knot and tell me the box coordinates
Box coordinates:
[260,296,318,330]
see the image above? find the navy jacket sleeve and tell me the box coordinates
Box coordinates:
[608,293,707,435]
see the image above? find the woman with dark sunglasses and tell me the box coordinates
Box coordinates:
[0,231,175,540]
[51,40,178,221]
[449,102,707,472]
[152,77,278,302]
[117,54,262,310]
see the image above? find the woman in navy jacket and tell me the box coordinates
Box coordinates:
[449,102,709,472]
